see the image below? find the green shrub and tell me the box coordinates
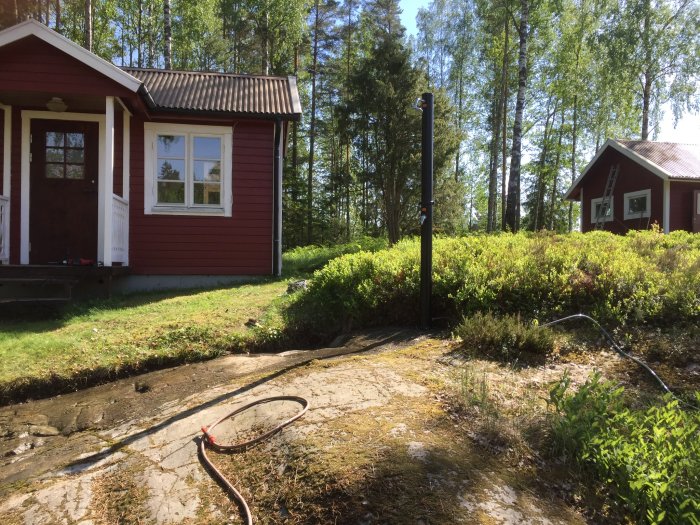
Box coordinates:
[455,312,554,362]
[285,231,700,337]
[282,237,388,276]
[548,373,700,524]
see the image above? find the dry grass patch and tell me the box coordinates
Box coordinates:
[91,465,152,525]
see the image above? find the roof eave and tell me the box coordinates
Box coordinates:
[148,106,302,121]
[562,138,676,200]
[0,19,142,92]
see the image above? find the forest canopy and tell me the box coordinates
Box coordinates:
[2,0,698,244]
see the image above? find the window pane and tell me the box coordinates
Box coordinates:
[595,202,610,217]
[629,196,647,214]
[194,183,221,205]
[46,132,64,147]
[157,159,185,181]
[46,163,63,179]
[46,148,64,162]
[158,181,185,204]
[66,149,84,163]
[66,133,84,148]
[193,137,221,159]
[194,160,221,182]
[157,135,185,157]
[66,165,84,179]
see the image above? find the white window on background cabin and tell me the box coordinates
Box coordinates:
[590,197,613,223]
[624,189,651,220]
[144,123,232,216]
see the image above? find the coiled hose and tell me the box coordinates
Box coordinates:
[541,313,697,410]
[199,395,310,525]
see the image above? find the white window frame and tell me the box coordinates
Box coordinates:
[623,189,651,220]
[144,122,232,216]
[590,197,614,224]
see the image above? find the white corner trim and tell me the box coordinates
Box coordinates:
[0,19,141,92]
[100,96,115,267]
[1,104,10,198]
[143,122,233,217]
[663,180,670,233]
[20,110,106,264]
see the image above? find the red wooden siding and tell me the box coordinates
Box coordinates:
[579,148,664,233]
[129,118,274,275]
[0,107,4,195]
[0,36,132,97]
[669,180,700,231]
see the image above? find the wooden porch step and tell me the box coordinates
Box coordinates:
[0,277,79,285]
[0,297,70,305]
[0,275,78,304]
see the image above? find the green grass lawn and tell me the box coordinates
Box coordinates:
[0,240,389,403]
[0,279,289,401]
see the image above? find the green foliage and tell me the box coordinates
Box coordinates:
[286,231,700,337]
[455,312,554,362]
[282,237,388,276]
[548,373,700,524]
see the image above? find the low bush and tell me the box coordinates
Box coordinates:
[285,231,700,338]
[455,312,554,362]
[548,372,700,524]
[282,237,388,276]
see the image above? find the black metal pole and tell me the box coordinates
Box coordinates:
[420,93,434,329]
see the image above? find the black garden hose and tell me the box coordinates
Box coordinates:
[541,313,697,410]
[199,395,310,525]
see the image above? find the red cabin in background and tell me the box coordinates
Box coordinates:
[0,20,300,293]
[565,139,700,234]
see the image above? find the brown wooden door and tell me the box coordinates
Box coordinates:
[694,190,700,233]
[29,120,99,264]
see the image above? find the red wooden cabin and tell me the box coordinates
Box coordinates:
[565,139,700,234]
[0,20,300,295]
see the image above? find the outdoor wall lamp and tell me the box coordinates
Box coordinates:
[46,97,67,112]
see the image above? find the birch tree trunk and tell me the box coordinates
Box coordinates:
[164,0,172,69]
[505,0,529,232]
[84,0,92,52]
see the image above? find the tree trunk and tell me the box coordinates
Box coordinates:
[306,0,320,244]
[137,0,143,68]
[505,0,529,233]
[641,0,652,140]
[163,0,172,69]
[549,111,565,230]
[568,94,578,231]
[500,16,509,230]
[533,101,555,231]
[84,0,92,52]
[455,62,463,183]
[487,82,501,233]
[55,0,60,30]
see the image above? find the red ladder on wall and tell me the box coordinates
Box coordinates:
[594,164,619,230]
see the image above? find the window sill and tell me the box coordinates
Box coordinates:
[147,206,229,217]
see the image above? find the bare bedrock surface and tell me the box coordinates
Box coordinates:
[0,329,591,525]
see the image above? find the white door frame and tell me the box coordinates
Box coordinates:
[20,110,107,264]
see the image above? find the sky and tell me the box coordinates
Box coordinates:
[398,0,699,144]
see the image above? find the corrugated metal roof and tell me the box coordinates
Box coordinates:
[617,140,700,179]
[122,68,301,119]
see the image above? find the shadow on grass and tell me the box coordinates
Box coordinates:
[0,277,277,332]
